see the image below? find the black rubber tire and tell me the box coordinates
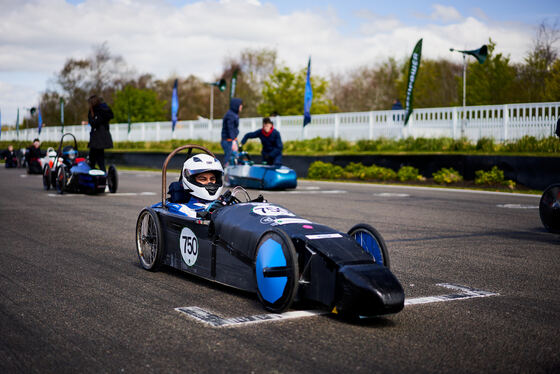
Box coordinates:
[50,167,57,188]
[42,165,51,190]
[56,165,67,195]
[539,183,560,234]
[347,223,390,269]
[136,208,164,271]
[254,229,299,313]
[107,165,118,193]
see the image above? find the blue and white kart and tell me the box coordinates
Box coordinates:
[135,145,404,317]
[224,151,297,190]
[43,133,118,194]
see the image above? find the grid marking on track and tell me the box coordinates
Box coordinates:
[175,283,499,327]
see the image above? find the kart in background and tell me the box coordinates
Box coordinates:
[40,147,61,170]
[540,183,560,233]
[224,150,297,190]
[135,144,404,317]
[42,133,118,194]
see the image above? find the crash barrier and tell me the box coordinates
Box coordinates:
[4,101,559,143]
[103,151,559,190]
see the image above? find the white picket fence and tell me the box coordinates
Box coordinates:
[3,102,559,143]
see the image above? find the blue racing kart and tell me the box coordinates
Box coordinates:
[135,145,404,317]
[43,133,118,194]
[224,151,297,190]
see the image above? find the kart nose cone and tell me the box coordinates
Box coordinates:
[336,264,404,316]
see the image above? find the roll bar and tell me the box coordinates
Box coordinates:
[53,133,78,169]
[161,144,216,208]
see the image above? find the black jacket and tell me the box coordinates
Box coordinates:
[27,146,43,160]
[221,98,242,141]
[88,103,114,149]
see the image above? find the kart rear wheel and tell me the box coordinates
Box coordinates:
[136,208,164,271]
[539,183,560,234]
[56,165,67,194]
[348,223,390,269]
[254,229,299,313]
[42,165,51,190]
[107,165,118,193]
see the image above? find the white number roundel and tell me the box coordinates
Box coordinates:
[179,227,198,266]
[252,205,294,217]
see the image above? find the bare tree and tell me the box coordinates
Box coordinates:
[520,19,560,101]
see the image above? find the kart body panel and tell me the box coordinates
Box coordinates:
[66,161,108,194]
[224,152,297,190]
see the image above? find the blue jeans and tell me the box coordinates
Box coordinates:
[221,140,233,166]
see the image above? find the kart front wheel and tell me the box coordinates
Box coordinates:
[348,223,390,269]
[56,165,67,195]
[539,183,560,234]
[42,165,51,190]
[107,165,118,193]
[254,229,299,313]
[136,208,164,271]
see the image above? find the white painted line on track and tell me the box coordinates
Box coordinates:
[47,192,156,197]
[175,307,327,328]
[175,283,498,327]
[404,283,499,306]
[374,192,410,197]
[496,204,539,209]
[302,180,540,198]
[264,190,347,194]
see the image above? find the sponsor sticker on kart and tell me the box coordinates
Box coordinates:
[259,217,311,226]
[180,227,198,266]
[305,233,343,240]
[252,205,295,217]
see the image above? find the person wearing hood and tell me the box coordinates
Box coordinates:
[87,94,114,172]
[221,98,243,166]
[240,117,283,167]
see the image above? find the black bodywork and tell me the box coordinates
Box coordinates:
[136,145,404,317]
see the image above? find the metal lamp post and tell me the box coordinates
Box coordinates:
[449,45,488,136]
[206,79,227,129]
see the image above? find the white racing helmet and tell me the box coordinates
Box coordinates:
[182,153,224,201]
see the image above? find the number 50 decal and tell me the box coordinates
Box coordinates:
[179,227,198,266]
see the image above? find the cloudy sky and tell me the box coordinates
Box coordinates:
[1,0,559,124]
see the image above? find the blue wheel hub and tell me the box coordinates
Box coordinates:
[255,238,288,303]
[353,232,383,265]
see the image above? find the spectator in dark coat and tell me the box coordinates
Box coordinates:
[391,99,403,110]
[26,138,43,174]
[240,117,283,167]
[221,98,243,166]
[87,95,114,172]
[556,116,560,137]
[2,145,18,168]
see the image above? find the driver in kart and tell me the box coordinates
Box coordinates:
[167,154,224,217]
[61,146,78,166]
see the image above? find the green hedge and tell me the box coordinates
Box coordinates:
[308,161,517,190]
[2,135,558,155]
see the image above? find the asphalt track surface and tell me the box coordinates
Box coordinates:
[1,167,559,373]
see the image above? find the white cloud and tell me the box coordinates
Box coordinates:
[430,4,463,23]
[0,0,536,124]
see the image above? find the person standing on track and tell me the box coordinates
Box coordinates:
[221,98,243,167]
[87,95,114,172]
